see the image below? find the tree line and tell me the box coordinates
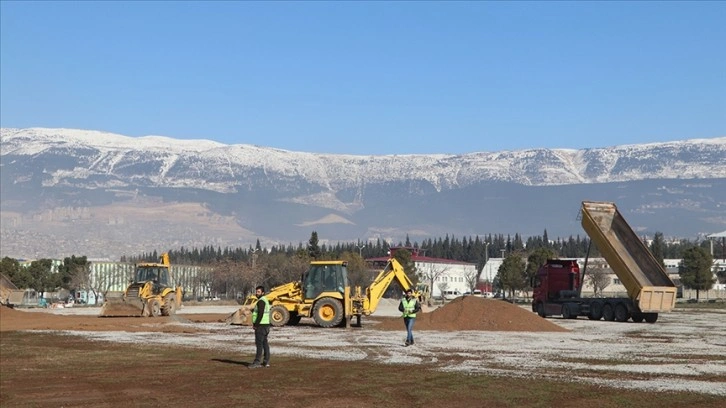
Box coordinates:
[1,230,722,302]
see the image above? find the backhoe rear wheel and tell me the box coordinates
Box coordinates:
[313,298,344,328]
[269,305,290,327]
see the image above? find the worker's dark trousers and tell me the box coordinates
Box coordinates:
[253,325,270,364]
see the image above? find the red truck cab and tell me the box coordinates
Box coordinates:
[532,259,581,317]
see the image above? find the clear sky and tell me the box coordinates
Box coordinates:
[1,1,724,155]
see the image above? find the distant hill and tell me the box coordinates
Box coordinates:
[1,127,725,259]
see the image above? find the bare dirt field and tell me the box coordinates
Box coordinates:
[1,297,725,407]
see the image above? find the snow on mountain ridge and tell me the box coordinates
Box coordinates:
[2,128,725,194]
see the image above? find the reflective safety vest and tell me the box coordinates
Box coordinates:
[401,297,417,318]
[251,296,271,325]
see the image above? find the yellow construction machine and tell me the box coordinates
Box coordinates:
[100,253,183,317]
[227,258,428,328]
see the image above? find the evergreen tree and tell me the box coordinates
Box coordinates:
[307,231,322,259]
[649,232,667,268]
[679,246,715,300]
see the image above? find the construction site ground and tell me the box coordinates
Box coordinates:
[1,296,725,407]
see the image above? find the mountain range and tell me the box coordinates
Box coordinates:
[1,127,725,260]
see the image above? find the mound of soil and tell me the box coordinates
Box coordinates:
[0,306,222,333]
[375,296,568,332]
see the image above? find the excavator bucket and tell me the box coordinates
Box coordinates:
[99,294,146,317]
[226,305,254,325]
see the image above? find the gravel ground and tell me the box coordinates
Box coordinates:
[27,301,726,396]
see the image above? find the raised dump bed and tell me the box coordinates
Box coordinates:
[580,201,677,313]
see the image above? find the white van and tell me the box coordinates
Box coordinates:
[442,290,462,300]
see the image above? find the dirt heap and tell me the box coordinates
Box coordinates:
[375,296,568,332]
[0,306,220,333]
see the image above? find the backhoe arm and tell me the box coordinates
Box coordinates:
[362,258,415,314]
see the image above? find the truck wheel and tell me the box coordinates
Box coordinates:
[602,303,615,321]
[644,313,658,323]
[562,304,574,319]
[536,302,546,318]
[614,302,630,322]
[631,314,644,323]
[313,298,344,327]
[269,305,290,327]
[588,301,603,320]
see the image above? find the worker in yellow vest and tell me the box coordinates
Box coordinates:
[398,288,422,346]
[249,285,271,368]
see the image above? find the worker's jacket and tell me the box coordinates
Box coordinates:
[399,297,421,318]
[252,296,271,326]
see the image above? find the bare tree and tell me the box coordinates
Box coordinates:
[90,263,132,305]
[585,259,611,297]
[418,263,450,306]
[437,282,449,305]
[465,268,479,294]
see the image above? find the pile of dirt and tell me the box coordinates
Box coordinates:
[375,296,568,332]
[0,306,221,333]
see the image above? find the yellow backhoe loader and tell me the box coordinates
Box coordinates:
[100,253,183,317]
[227,258,429,328]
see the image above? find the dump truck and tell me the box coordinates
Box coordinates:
[100,253,183,317]
[227,258,428,327]
[531,201,677,323]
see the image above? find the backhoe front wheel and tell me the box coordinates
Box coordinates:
[313,298,343,328]
[269,305,290,327]
[147,299,162,317]
[162,295,176,316]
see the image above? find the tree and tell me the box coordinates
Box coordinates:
[418,263,450,306]
[392,248,417,279]
[497,253,527,299]
[525,248,555,294]
[649,232,667,268]
[464,267,479,294]
[0,257,22,285]
[307,231,321,260]
[679,246,715,300]
[27,259,58,300]
[59,255,90,295]
[585,259,611,296]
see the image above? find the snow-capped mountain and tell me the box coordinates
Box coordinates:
[1,127,725,259]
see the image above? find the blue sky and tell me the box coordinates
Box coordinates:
[1,1,724,155]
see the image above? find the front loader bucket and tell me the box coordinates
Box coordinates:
[99,297,146,317]
[226,305,254,325]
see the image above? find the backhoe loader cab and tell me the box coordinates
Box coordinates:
[303,262,348,299]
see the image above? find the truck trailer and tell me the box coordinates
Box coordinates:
[532,201,677,323]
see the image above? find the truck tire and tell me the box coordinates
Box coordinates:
[631,314,644,323]
[588,301,603,320]
[536,302,546,318]
[269,305,290,327]
[562,304,576,319]
[602,303,615,321]
[313,298,344,327]
[614,302,630,322]
[644,313,658,323]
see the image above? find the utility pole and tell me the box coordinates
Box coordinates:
[356,244,366,257]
